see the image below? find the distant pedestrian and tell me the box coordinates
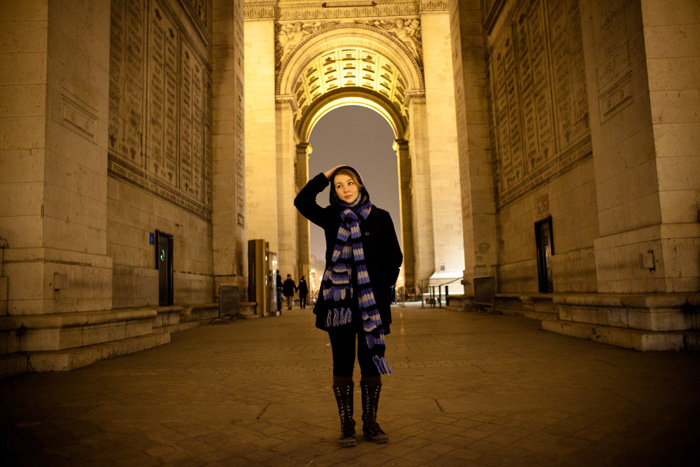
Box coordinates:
[298,276,309,309]
[276,272,283,312]
[294,165,403,448]
[283,274,297,310]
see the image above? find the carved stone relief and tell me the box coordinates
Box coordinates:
[488,0,591,207]
[372,18,422,64]
[108,0,212,219]
[275,18,422,70]
[276,1,420,21]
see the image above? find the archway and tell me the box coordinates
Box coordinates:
[307,105,402,293]
[244,4,465,293]
[274,23,424,290]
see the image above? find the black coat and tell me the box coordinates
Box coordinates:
[283,278,296,296]
[298,279,308,297]
[294,173,403,333]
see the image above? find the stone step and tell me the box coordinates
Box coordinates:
[542,319,685,351]
[0,332,171,378]
[27,333,171,373]
[0,308,159,354]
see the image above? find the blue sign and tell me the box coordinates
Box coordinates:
[149,232,155,245]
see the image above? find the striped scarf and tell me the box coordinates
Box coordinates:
[321,191,392,375]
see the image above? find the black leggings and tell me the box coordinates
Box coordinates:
[328,326,380,378]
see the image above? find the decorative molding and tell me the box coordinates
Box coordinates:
[60,94,97,143]
[321,1,377,7]
[276,94,299,112]
[419,0,449,13]
[177,0,210,45]
[495,136,592,208]
[244,1,276,19]
[277,2,419,20]
[275,18,422,69]
[108,158,212,221]
[482,0,506,34]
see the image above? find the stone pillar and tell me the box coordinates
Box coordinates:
[394,139,415,289]
[296,142,311,278]
[244,4,278,253]
[581,0,700,293]
[0,0,113,315]
[275,96,298,278]
[420,2,465,276]
[212,0,247,295]
[454,0,498,290]
[406,93,435,289]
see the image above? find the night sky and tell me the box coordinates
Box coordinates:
[307,105,401,263]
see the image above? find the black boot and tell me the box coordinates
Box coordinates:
[332,382,356,447]
[360,381,389,443]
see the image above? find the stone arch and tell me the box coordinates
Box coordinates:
[298,88,406,142]
[274,24,424,289]
[277,23,424,97]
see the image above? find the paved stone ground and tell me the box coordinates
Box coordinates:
[1,304,699,466]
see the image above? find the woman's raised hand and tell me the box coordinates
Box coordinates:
[324,165,344,180]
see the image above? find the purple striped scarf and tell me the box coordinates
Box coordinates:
[322,191,392,375]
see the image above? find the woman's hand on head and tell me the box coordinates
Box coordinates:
[324,165,344,180]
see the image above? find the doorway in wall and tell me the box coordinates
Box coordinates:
[535,217,554,293]
[156,231,173,306]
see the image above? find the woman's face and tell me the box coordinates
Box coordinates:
[334,173,359,204]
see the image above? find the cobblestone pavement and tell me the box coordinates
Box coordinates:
[1,305,699,466]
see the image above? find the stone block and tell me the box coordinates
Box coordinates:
[643,24,700,59]
[5,260,44,302]
[20,327,60,351]
[658,191,697,224]
[0,149,43,184]
[125,318,155,338]
[559,304,628,328]
[0,275,7,307]
[647,57,700,92]
[653,122,700,157]
[657,155,700,192]
[0,21,48,53]
[542,319,685,351]
[650,90,700,124]
[1,117,48,150]
[0,84,45,117]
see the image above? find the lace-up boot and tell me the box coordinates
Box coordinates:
[332,382,356,447]
[360,380,389,443]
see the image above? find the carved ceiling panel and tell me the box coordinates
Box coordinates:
[293,46,408,125]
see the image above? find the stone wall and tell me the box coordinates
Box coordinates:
[107,0,217,307]
[583,0,700,293]
[484,0,598,293]
[0,0,114,315]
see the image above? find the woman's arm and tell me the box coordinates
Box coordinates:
[294,172,333,227]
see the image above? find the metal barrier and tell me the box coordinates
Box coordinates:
[422,277,463,308]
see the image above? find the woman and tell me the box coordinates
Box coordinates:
[294,165,403,447]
